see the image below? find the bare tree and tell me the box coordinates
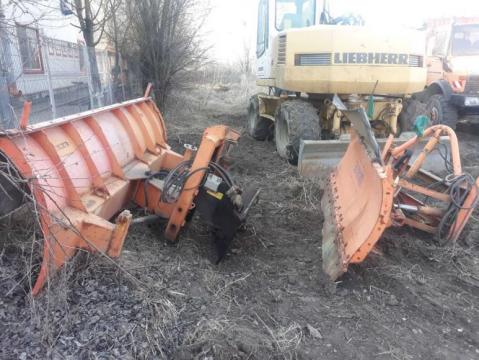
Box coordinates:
[238,40,253,75]
[105,0,120,73]
[237,19,254,76]
[67,0,120,105]
[104,0,130,101]
[0,0,54,25]
[1,0,48,14]
[121,0,209,105]
[71,0,104,99]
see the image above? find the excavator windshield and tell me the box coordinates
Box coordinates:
[451,24,479,56]
[275,0,315,31]
[319,0,364,26]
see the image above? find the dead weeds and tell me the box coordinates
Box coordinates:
[1,80,479,359]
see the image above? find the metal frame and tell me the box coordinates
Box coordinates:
[322,124,479,280]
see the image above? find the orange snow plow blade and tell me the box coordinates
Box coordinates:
[0,90,257,295]
[322,131,394,279]
[320,101,478,280]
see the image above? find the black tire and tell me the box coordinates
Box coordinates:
[426,94,459,129]
[274,100,321,165]
[248,95,271,140]
[398,99,428,132]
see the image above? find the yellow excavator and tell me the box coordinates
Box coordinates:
[249,1,479,284]
[249,0,427,165]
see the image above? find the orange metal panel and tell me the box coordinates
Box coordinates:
[448,178,479,242]
[71,120,113,178]
[62,122,108,195]
[138,102,167,146]
[129,104,165,148]
[0,95,241,295]
[322,124,478,279]
[147,101,168,143]
[113,108,148,159]
[322,132,395,279]
[93,112,136,167]
[20,101,32,129]
[85,116,126,178]
[11,136,68,211]
[127,104,159,154]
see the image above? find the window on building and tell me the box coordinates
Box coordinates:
[16,25,43,73]
[257,0,269,57]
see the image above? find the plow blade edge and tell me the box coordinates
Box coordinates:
[321,132,394,280]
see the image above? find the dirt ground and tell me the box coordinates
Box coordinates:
[1,80,479,360]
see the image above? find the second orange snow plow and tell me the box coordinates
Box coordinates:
[0,90,258,295]
[318,105,478,280]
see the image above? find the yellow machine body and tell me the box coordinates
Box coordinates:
[257,25,427,96]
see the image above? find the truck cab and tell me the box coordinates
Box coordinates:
[424,18,479,125]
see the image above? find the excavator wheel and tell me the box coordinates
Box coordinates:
[426,94,459,129]
[274,100,321,165]
[248,95,271,140]
[398,99,427,132]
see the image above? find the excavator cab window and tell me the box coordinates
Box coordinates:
[319,0,364,26]
[257,0,269,57]
[275,0,315,31]
[451,25,479,56]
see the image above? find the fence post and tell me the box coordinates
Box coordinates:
[119,52,126,101]
[41,35,57,119]
[83,46,95,109]
[0,75,12,129]
[0,4,14,128]
[107,78,113,105]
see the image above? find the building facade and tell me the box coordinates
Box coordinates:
[0,1,139,126]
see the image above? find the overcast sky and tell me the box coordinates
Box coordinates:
[206,0,479,63]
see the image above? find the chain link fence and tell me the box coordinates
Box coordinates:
[0,23,142,129]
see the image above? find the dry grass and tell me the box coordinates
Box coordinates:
[2,71,479,359]
[179,314,304,360]
[378,263,428,284]
[164,71,258,138]
[254,313,303,356]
